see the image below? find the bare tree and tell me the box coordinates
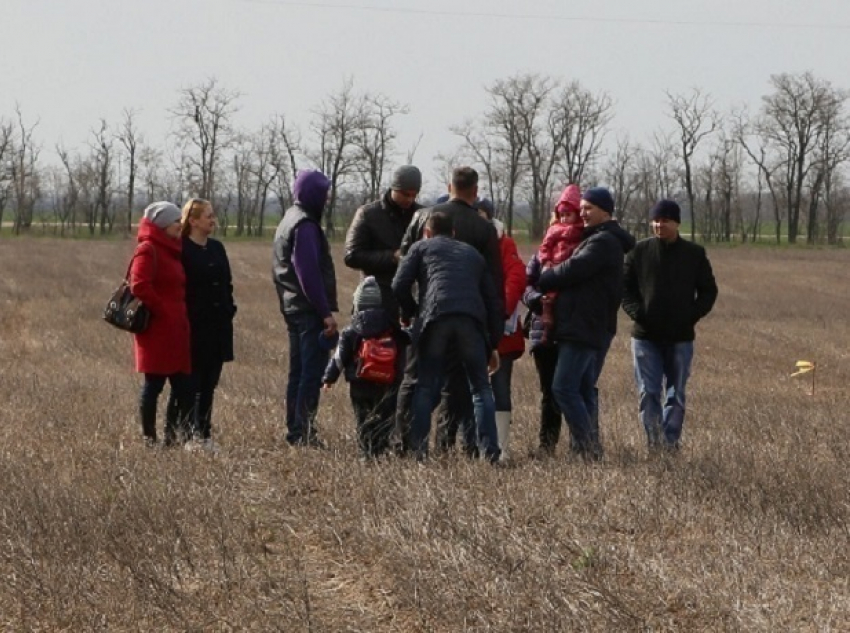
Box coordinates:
[603,136,643,233]
[88,119,116,234]
[308,77,366,236]
[268,114,302,215]
[667,88,718,241]
[353,93,408,203]
[756,72,847,243]
[10,105,41,235]
[55,145,81,235]
[171,78,240,201]
[481,77,533,235]
[116,108,141,234]
[0,118,13,230]
[733,108,785,244]
[555,81,613,185]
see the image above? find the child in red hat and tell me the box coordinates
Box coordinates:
[537,184,584,342]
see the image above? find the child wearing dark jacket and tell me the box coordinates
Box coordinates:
[322,276,408,458]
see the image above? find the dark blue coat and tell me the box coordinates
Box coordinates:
[537,220,635,350]
[392,235,503,351]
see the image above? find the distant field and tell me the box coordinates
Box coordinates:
[0,239,848,631]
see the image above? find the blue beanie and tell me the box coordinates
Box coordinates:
[435,194,450,204]
[581,187,615,215]
[650,199,681,223]
[476,198,496,220]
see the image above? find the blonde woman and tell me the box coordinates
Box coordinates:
[167,199,236,450]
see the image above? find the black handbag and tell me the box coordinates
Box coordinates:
[103,247,156,333]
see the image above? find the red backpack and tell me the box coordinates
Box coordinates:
[356,331,397,384]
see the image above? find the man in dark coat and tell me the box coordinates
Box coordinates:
[622,199,718,450]
[396,167,504,453]
[392,212,502,462]
[272,170,338,447]
[344,165,423,315]
[537,187,635,460]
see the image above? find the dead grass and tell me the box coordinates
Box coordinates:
[0,238,848,632]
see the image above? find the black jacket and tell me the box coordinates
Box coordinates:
[392,235,503,351]
[272,204,338,316]
[182,237,236,364]
[622,236,718,342]
[401,198,504,317]
[538,220,635,350]
[321,308,408,393]
[344,190,422,313]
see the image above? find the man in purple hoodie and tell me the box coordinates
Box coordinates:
[273,170,338,447]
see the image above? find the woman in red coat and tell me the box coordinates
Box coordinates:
[130,201,193,446]
[477,199,525,459]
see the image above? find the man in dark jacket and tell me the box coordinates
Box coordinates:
[396,167,504,453]
[272,170,338,447]
[344,165,423,314]
[537,187,635,459]
[392,212,502,462]
[622,199,718,450]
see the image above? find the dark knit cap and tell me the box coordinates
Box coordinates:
[581,187,615,215]
[391,165,422,192]
[650,199,681,223]
[476,198,496,220]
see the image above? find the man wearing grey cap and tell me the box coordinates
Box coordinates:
[344,165,424,315]
[343,166,424,449]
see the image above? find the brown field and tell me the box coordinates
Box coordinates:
[0,238,848,632]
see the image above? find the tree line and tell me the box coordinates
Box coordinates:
[1,71,847,244]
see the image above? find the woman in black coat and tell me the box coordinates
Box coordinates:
[168,198,236,450]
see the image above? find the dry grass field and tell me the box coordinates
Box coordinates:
[0,237,848,632]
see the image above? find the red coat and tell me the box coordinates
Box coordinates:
[130,219,192,375]
[498,234,526,359]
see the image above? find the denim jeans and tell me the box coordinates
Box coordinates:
[631,338,694,447]
[284,311,329,444]
[411,315,500,462]
[552,342,601,457]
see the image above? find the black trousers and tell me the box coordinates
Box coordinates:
[532,345,563,450]
[141,373,194,443]
[167,356,224,440]
[351,384,396,457]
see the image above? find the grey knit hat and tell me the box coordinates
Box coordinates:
[143,201,182,229]
[353,276,383,312]
[391,165,422,192]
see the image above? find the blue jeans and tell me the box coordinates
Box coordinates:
[552,342,601,457]
[631,338,694,447]
[411,316,500,462]
[284,311,329,444]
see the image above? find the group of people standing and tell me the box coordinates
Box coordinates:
[127,162,718,462]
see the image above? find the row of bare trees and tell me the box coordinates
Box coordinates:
[2,72,848,243]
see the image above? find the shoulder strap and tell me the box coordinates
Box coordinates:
[125,243,158,282]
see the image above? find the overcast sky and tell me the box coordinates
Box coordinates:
[3,0,850,192]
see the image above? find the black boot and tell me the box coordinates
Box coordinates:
[164,394,180,447]
[139,401,158,444]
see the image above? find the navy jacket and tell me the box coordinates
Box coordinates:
[392,235,503,351]
[538,220,635,350]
